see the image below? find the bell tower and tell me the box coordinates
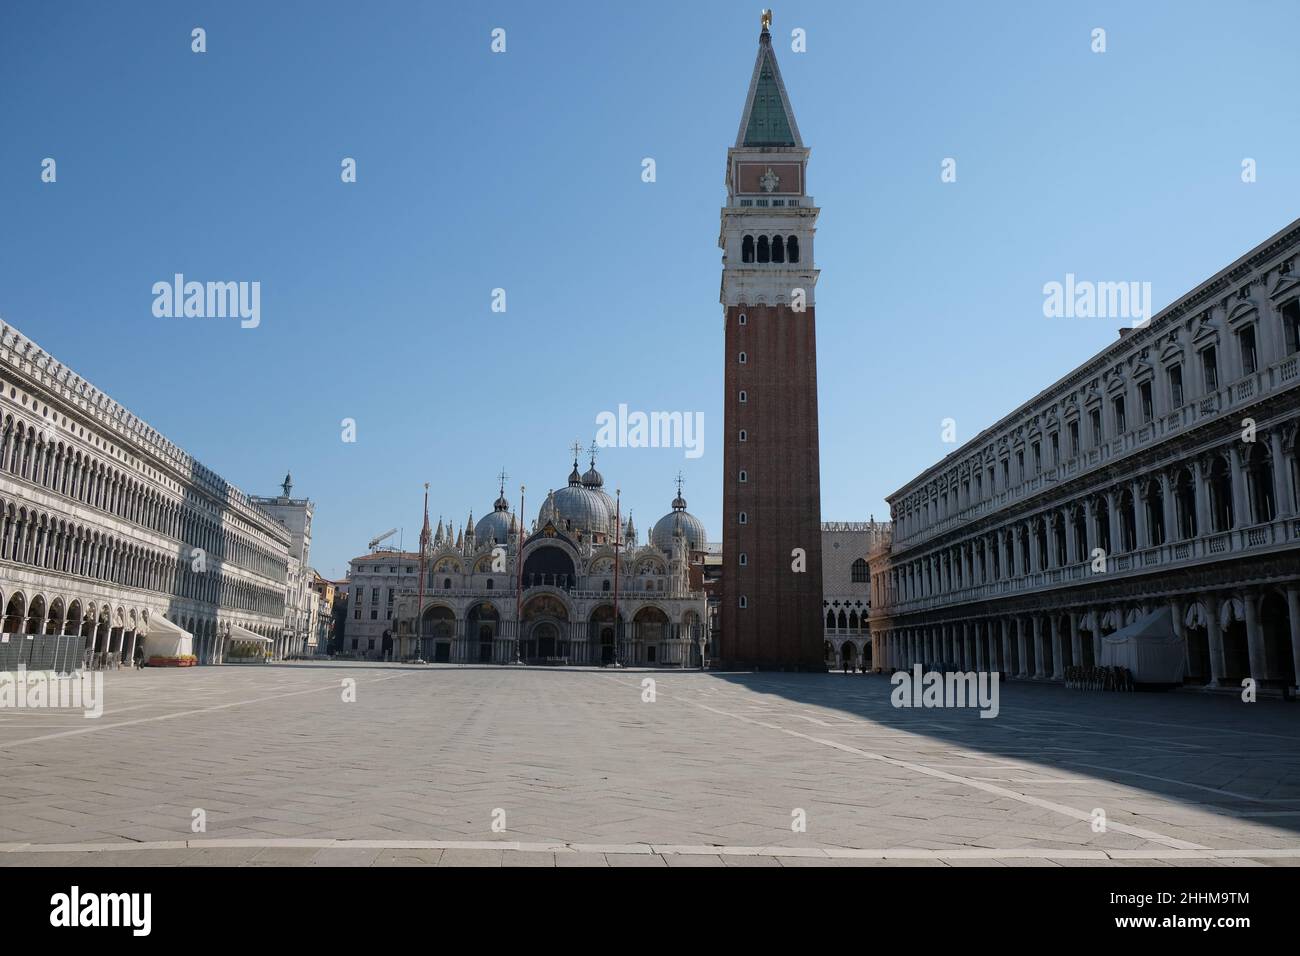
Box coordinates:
[720,10,824,670]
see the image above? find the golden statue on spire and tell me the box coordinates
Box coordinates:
[761,9,772,31]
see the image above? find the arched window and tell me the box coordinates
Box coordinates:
[1144,479,1165,546]
[443,578,451,589]
[741,235,754,263]
[738,470,748,483]
[602,579,610,591]
[738,429,747,442]
[738,512,747,524]
[739,553,748,566]
[757,236,770,263]
[787,235,800,263]
[851,558,868,583]
[1245,444,1275,523]
[738,312,747,326]
[486,579,494,590]
[738,352,747,364]
[772,235,785,263]
[738,390,747,403]
[739,595,748,609]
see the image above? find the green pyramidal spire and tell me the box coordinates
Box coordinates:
[739,16,800,148]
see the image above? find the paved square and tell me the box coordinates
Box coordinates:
[0,662,1298,866]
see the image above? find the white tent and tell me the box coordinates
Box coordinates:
[226,623,272,662]
[1099,607,1186,683]
[143,615,193,660]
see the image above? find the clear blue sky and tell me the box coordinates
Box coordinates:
[2,1,1297,579]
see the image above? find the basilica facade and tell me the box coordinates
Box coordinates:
[345,453,710,666]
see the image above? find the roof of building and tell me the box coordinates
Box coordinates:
[736,15,801,148]
[350,551,421,564]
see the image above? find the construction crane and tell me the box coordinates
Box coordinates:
[368,527,398,552]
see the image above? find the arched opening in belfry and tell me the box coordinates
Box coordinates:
[787,235,799,262]
[756,235,770,263]
[741,235,754,263]
[771,235,785,262]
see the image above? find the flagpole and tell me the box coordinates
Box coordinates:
[416,482,428,662]
[612,487,621,668]
[514,484,525,665]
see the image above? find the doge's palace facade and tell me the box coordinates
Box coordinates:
[0,322,291,665]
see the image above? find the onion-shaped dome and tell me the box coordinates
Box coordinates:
[537,458,612,536]
[581,456,617,533]
[651,481,707,552]
[475,480,517,545]
[475,508,514,544]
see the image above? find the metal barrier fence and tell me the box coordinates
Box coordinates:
[0,633,92,673]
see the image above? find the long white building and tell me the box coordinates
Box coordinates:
[870,218,1300,693]
[0,321,292,665]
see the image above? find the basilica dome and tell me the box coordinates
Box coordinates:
[581,456,617,533]
[475,490,516,545]
[651,483,708,552]
[538,459,612,537]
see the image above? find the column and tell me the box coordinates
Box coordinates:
[1204,594,1225,687]
[1069,610,1082,667]
[1243,591,1267,684]
[975,622,986,670]
[1091,606,1104,666]
[1286,587,1300,691]
[1033,617,1046,678]
[1063,507,1077,564]
[1192,457,1210,535]
[1160,471,1176,542]
[1170,597,1187,677]
[1133,479,1148,549]
[1000,619,1012,675]
[1106,489,1121,553]
[1083,498,1095,557]
[1016,621,1028,679]
[1050,616,1063,680]
[1270,431,1293,518]
[1228,445,1248,529]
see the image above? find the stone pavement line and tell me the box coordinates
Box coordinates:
[1,839,1299,862]
[0,671,416,750]
[1067,762,1267,804]
[676,694,1209,851]
[1007,703,1300,744]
